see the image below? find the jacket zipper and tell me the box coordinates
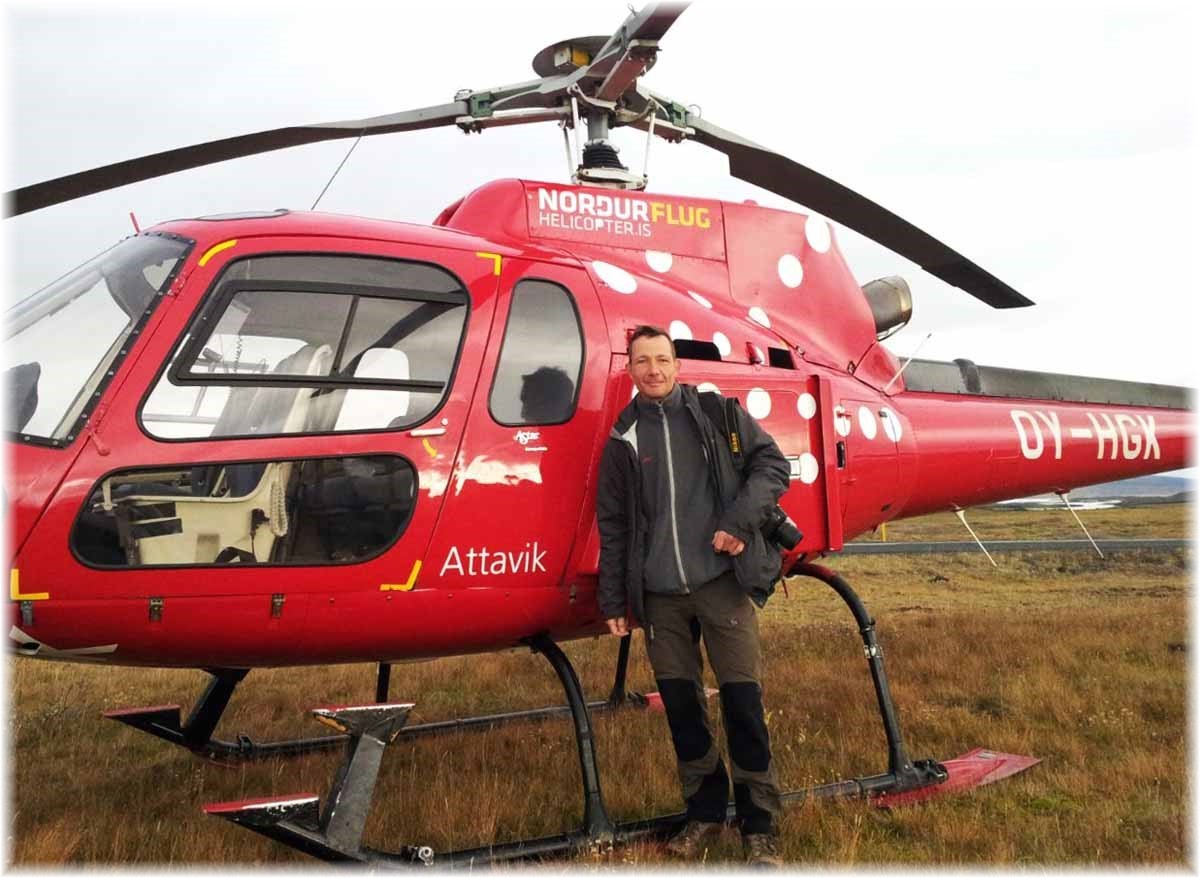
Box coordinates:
[659,403,690,593]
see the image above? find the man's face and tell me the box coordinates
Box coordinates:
[628,334,679,400]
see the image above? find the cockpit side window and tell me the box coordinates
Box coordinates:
[4,233,193,445]
[488,279,583,426]
[140,254,469,440]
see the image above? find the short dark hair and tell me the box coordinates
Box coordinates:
[626,324,673,359]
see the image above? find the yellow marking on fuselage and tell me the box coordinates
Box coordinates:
[10,569,49,602]
[198,239,238,267]
[380,560,422,592]
[422,439,438,458]
[475,252,502,276]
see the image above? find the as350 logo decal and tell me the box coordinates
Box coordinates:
[1010,408,1159,461]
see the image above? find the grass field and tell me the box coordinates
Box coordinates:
[8,504,1191,866]
[851,502,1189,543]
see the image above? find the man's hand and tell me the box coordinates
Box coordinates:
[606,617,629,637]
[712,530,746,556]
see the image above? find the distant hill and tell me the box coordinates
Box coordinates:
[992,473,1193,509]
[1071,474,1193,499]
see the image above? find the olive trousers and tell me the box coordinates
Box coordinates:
[644,571,782,835]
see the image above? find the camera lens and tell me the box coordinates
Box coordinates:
[761,506,802,551]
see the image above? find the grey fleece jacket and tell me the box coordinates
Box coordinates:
[597,383,791,625]
[635,385,732,594]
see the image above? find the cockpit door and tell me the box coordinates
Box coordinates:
[425,259,605,611]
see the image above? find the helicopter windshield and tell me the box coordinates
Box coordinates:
[4,235,192,442]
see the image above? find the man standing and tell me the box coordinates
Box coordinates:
[596,325,791,866]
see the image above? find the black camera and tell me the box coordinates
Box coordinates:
[761,505,803,551]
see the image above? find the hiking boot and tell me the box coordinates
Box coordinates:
[743,832,782,868]
[664,820,724,858]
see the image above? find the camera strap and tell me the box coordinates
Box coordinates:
[698,391,745,472]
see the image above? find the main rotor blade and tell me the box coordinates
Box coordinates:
[591,3,690,103]
[593,0,691,61]
[686,116,1035,309]
[8,4,692,217]
[6,102,468,217]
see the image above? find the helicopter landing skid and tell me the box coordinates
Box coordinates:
[205,570,1039,866]
[105,636,656,763]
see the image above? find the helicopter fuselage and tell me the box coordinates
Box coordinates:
[6,179,1188,668]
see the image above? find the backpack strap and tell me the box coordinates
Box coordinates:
[699,391,745,471]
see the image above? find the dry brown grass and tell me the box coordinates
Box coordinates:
[855,502,1189,542]
[8,505,1192,867]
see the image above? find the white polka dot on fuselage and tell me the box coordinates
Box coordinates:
[805,216,831,253]
[834,405,851,437]
[881,407,902,441]
[592,261,637,294]
[697,382,719,395]
[858,406,878,440]
[749,307,771,328]
[688,291,712,309]
[798,393,817,419]
[777,254,804,288]
[669,320,693,340]
[799,452,819,484]
[712,332,732,357]
[646,250,673,273]
[747,388,772,419]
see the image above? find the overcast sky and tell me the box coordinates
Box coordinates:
[3,1,1196,395]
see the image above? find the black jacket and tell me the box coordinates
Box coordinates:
[596,383,791,624]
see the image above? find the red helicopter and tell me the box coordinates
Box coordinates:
[5,2,1191,866]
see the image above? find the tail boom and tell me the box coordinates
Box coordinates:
[890,392,1190,520]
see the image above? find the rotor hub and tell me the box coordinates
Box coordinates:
[531,36,609,78]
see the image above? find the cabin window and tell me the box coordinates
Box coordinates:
[140,254,468,439]
[488,279,583,425]
[72,455,416,567]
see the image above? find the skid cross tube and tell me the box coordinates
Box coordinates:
[107,640,647,762]
[792,562,946,791]
[203,570,1043,864]
[207,598,964,867]
[206,633,622,865]
[105,665,387,760]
